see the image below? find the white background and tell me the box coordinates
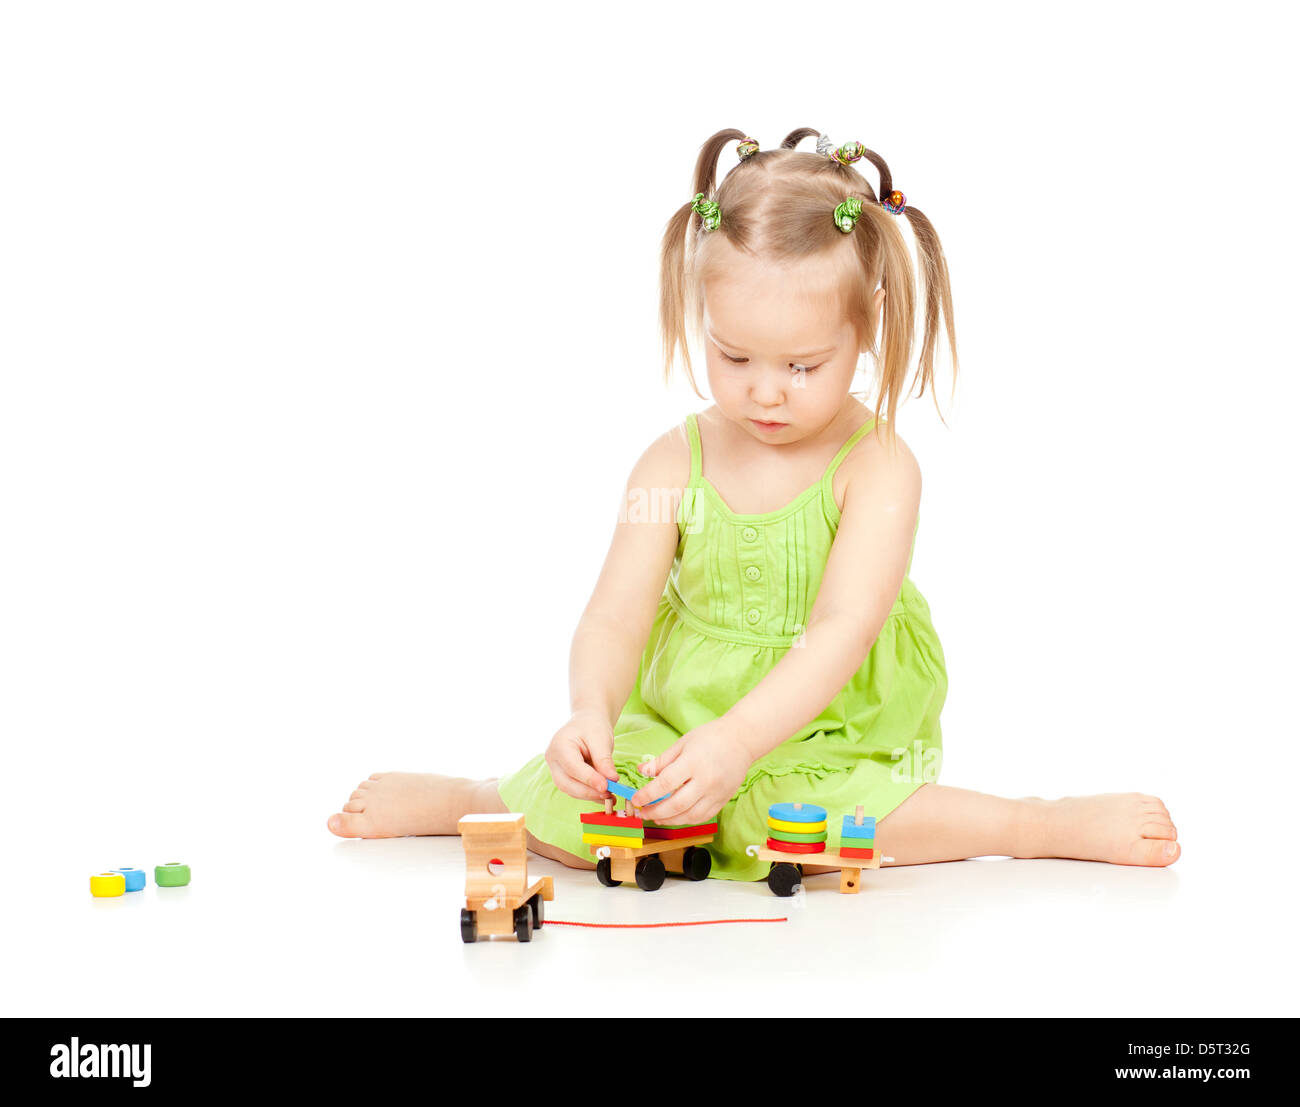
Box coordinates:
[2,1,1296,1017]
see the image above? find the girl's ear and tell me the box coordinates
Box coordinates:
[873,286,886,314]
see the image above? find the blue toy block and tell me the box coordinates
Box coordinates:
[112,867,146,892]
[841,815,877,839]
[606,778,669,805]
[769,802,828,823]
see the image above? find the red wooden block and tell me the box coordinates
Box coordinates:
[765,837,826,854]
[839,846,875,859]
[580,812,644,829]
[644,823,718,840]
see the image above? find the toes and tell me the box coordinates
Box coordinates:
[343,799,366,813]
[369,773,387,781]
[1129,837,1180,866]
[358,780,374,790]
[349,789,366,801]
[328,811,372,838]
[1139,821,1176,839]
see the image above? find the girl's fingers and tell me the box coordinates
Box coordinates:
[641,742,684,778]
[551,767,606,803]
[630,761,688,809]
[640,778,700,824]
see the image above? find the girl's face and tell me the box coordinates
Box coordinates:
[701,238,882,443]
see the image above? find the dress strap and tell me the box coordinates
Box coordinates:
[685,412,703,485]
[822,415,878,484]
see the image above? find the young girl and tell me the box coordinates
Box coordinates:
[327,127,1179,876]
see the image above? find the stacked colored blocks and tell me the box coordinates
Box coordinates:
[581,812,644,850]
[766,802,827,854]
[839,814,876,859]
[644,822,718,840]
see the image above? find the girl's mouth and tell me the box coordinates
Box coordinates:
[750,419,787,432]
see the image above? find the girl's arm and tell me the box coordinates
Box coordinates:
[552,427,686,796]
[725,431,923,761]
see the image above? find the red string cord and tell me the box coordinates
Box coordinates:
[545,917,787,928]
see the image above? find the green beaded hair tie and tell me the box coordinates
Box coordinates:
[834,196,864,234]
[819,132,909,230]
[687,136,758,233]
[691,192,721,231]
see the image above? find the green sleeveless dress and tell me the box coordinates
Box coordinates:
[497,411,948,881]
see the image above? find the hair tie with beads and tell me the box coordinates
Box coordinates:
[833,196,863,233]
[819,133,908,223]
[736,135,760,160]
[690,191,721,231]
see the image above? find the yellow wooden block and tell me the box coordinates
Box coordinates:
[583,833,644,849]
[767,816,827,834]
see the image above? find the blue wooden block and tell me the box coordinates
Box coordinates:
[841,815,877,839]
[112,866,147,892]
[606,778,669,805]
[769,802,828,824]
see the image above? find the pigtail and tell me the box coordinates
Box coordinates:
[659,128,761,396]
[789,129,959,441]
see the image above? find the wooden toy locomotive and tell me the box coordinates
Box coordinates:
[457,813,555,942]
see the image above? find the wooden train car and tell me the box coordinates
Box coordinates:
[581,797,716,891]
[457,813,555,942]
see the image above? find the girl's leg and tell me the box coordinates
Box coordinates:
[807,783,1179,871]
[326,772,596,869]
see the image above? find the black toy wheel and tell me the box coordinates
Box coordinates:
[681,846,712,881]
[635,855,667,891]
[529,893,544,928]
[767,862,802,898]
[460,908,478,943]
[596,857,622,887]
[513,904,534,942]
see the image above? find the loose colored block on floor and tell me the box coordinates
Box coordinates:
[840,846,875,859]
[766,827,829,843]
[112,867,146,892]
[583,833,645,849]
[765,838,826,854]
[644,823,718,840]
[155,863,191,887]
[580,812,644,829]
[841,815,877,839]
[768,802,827,824]
[768,815,828,835]
[90,872,125,897]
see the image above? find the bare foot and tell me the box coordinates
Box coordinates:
[1019,792,1180,866]
[326,772,505,838]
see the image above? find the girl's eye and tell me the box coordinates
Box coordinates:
[719,351,822,373]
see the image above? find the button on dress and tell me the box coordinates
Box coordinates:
[497,411,948,881]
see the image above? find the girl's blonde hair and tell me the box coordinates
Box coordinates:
[660,127,959,443]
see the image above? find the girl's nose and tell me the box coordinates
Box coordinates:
[751,368,788,404]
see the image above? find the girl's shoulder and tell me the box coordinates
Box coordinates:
[622,414,697,496]
[833,407,921,514]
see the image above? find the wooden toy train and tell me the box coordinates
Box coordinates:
[457,813,555,942]
[581,780,880,897]
[747,802,881,896]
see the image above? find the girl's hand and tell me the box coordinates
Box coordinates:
[545,709,620,803]
[629,717,753,825]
